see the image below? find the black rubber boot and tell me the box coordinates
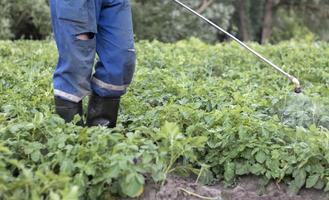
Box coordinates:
[54,97,83,126]
[86,93,120,128]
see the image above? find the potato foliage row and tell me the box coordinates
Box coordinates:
[1,39,329,199]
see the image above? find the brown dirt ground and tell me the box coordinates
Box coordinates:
[121,175,329,200]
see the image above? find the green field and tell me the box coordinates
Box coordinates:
[1,39,329,199]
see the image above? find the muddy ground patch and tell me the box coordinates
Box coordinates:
[121,175,329,200]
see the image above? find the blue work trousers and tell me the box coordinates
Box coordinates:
[50,0,136,102]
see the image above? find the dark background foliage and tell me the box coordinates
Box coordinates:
[0,0,328,43]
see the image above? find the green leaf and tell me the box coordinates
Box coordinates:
[324,182,329,192]
[224,162,236,183]
[49,191,60,200]
[61,159,75,174]
[288,169,306,194]
[62,186,79,200]
[306,174,320,188]
[255,151,267,163]
[31,151,41,162]
[314,179,325,190]
[120,174,144,198]
[160,121,180,140]
[236,162,250,175]
[250,163,265,175]
[106,164,121,179]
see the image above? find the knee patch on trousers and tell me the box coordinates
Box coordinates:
[123,48,136,85]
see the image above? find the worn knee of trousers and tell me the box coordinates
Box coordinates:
[76,32,95,41]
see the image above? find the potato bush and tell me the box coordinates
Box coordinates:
[1,39,329,199]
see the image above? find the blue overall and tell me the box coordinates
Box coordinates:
[49,0,136,103]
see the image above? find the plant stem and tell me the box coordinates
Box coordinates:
[178,187,222,200]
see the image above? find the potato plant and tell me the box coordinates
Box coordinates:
[1,39,329,199]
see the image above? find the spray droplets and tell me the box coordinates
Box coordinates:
[276,92,329,130]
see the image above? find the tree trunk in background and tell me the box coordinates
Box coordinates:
[196,0,214,14]
[237,0,251,41]
[261,0,274,44]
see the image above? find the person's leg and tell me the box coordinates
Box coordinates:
[87,0,136,127]
[49,0,98,125]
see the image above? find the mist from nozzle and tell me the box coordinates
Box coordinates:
[275,92,329,130]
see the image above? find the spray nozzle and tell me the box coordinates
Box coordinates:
[294,87,302,94]
[289,76,302,93]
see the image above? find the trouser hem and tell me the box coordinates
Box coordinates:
[92,77,129,91]
[54,89,88,103]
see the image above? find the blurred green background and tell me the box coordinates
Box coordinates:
[0,0,328,43]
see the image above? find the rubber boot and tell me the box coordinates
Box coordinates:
[86,93,120,128]
[54,97,84,126]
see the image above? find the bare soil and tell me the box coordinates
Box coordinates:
[121,175,329,200]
